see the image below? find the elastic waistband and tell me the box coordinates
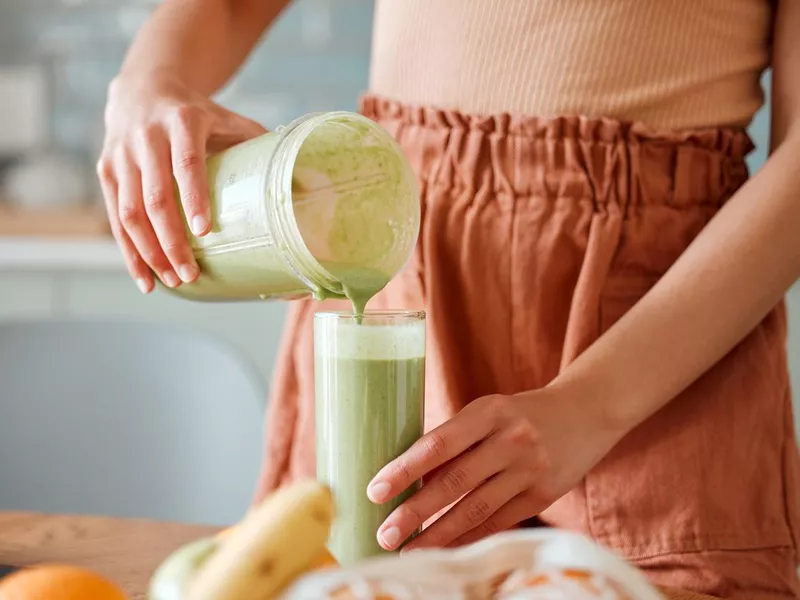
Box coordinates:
[359,94,754,208]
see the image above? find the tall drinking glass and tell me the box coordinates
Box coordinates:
[314,310,426,566]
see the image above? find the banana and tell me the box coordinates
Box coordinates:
[187,479,335,600]
[149,537,219,600]
[307,547,339,571]
[215,526,238,542]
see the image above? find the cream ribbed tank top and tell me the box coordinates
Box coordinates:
[368,0,773,130]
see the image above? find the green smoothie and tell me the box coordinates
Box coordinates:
[314,313,426,566]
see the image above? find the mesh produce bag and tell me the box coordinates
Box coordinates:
[280,529,665,600]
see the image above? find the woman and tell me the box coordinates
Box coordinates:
[97,1,800,597]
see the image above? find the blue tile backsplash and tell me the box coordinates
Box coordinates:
[0,0,375,177]
[747,70,771,174]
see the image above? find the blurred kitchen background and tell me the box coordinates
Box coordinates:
[0,0,372,526]
[0,0,373,369]
[0,0,796,526]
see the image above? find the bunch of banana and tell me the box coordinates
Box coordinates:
[150,480,338,600]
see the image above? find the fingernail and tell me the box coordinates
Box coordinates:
[178,263,199,283]
[135,279,151,294]
[367,481,391,504]
[379,526,401,550]
[162,271,180,288]
[191,215,208,236]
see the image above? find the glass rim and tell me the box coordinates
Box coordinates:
[314,309,426,321]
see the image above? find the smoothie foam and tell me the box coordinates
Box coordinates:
[314,316,426,360]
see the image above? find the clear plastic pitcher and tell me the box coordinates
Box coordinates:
[164,111,420,303]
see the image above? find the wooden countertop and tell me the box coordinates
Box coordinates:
[0,512,217,599]
[0,512,716,600]
[0,206,111,237]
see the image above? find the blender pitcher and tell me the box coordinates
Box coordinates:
[162,111,420,303]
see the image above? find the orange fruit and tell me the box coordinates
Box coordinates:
[0,564,127,600]
[307,547,339,571]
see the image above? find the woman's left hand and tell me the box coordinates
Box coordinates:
[367,385,626,551]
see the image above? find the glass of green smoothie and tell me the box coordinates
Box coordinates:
[314,310,426,566]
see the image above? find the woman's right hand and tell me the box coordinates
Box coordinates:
[97,72,267,293]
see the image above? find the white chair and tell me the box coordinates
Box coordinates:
[0,319,267,526]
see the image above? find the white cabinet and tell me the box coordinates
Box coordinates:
[0,272,56,318]
[62,272,288,385]
[0,241,288,386]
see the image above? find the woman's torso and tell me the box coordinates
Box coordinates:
[368,0,773,130]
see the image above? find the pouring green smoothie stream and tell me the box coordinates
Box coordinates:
[161,111,419,318]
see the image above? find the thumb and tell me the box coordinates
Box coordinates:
[206,104,269,153]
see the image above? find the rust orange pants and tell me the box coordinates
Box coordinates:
[257,95,800,598]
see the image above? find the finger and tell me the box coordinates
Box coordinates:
[114,220,157,294]
[169,106,211,237]
[376,434,511,550]
[368,404,496,505]
[136,127,199,283]
[399,469,531,551]
[446,488,542,549]
[115,151,180,288]
[97,157,153,293]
